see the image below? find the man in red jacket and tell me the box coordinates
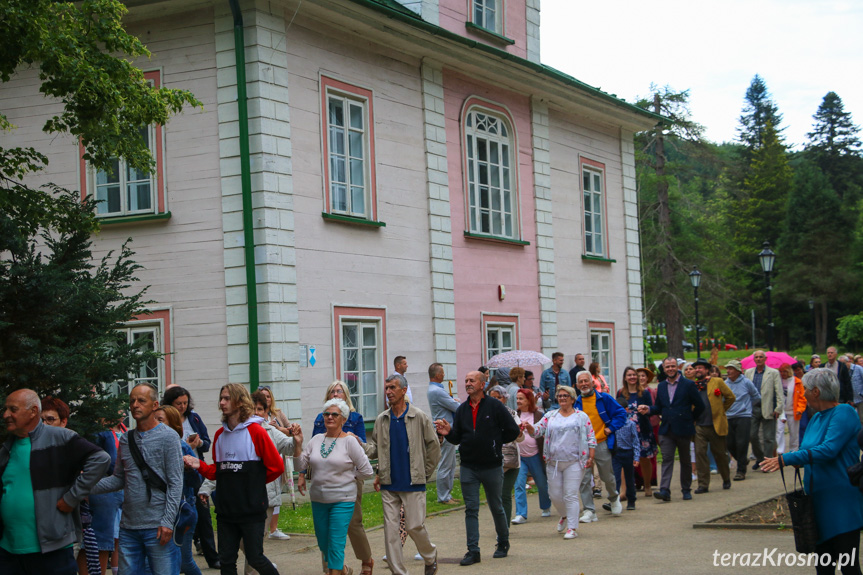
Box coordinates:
[184,384,284,575]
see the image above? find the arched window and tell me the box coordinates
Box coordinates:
[464,107,517,239]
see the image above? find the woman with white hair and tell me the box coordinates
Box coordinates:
[762,368,863,574]
[298,398,374,575]
[487,385,523,525]
[310,381,374,575]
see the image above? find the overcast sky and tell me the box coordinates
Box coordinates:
[540,0,863,149]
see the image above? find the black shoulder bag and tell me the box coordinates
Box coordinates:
[127,430,168,501]
[127,430,196,544]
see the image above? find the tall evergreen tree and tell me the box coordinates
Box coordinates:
[805,92,863,202]
[636,86,704,357]
[776,161,857,349]
[737,75,784,156]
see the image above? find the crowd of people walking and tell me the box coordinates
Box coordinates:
[4,348,863,575]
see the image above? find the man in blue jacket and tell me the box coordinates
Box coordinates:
[639,356,706,502]
[573,372,627,522]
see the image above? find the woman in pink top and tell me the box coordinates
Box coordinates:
[589,362,610,394]
[511,389,551,525]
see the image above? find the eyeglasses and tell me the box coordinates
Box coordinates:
[323,412,341,418]
[556,395,572,400]
[41,416,58,423]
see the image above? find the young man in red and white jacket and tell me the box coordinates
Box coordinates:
[185,384,285,575]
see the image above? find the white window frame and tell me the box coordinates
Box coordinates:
[89,124,158,218]
[112,323,165,428]
[338,319,381,420]
[465,107,517,239]
[590,328,614,385]
[486,323,515,362]
[473,0,503,34]
[326,91,371,218]
[583,164,606,257]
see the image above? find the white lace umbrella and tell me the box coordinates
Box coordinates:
[486,350,552,368]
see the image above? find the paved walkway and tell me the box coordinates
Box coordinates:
[196,468,817,575]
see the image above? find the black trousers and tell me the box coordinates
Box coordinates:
[815,529,861,575]
[726,417,751,476]
[195,495,219,565]
[217,519,279,575]
[0,546,76,575]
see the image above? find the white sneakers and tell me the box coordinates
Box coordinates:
[268,530,290,540]
[563,528,578,540]
[541,509,551,517]
[511,515,527,525]
[579,510,598,523]
[610,498,623,516]
[557,517,566,533]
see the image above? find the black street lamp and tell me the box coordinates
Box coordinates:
[758,241,776,351]
[689,265,702,359]
[808,299,816,354]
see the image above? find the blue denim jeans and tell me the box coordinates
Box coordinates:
[461,465,507,552]
[180,502,202,575]
[118,527,180,575]
[514,453,551,518]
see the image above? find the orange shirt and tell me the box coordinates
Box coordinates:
[581,394,607,442]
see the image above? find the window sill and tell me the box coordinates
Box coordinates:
[322,212,386,228]
[582,254,616,264]
[464,231,529,246]
[98,212,172,226]
[465,22,515,46]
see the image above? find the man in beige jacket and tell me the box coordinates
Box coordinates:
[745,350,783,470]
[363,374,441,575]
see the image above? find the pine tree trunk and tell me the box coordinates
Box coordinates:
[817,302,828,351]
[654,94,684,358]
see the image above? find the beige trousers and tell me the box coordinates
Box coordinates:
[381,490,436,575]
[347,478,372,562]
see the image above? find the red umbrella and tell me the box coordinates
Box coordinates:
[740,351,797,370]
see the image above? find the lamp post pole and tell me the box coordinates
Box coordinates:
[758,242,776,352]
[689,266,702,360]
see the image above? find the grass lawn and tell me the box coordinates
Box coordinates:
[276,483,484,535]
[211,482,485,535]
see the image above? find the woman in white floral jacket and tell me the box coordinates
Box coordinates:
[521,385,595,540]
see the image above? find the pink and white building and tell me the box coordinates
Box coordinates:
[3,0,658,431]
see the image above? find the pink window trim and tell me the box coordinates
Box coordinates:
[460,97,521,238]
[79,70,166,214]
[481,313,520,361]
[332,306,387,381]
[320,76,378,221]
[129,308,172,388]
[579,156,610,258]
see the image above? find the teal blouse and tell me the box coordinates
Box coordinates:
[782,404,863,543]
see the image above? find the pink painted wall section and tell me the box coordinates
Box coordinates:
[438,0,528,60]
[443,69,540,394]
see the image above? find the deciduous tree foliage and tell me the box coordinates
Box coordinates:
[0,0,200,437]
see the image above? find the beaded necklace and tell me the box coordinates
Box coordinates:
[320,436,338,458]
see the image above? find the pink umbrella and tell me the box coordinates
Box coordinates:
[740,351,798,370]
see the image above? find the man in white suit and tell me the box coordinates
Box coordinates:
[745,350,783,470]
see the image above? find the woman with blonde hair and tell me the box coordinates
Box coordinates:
[311,382,374,575]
